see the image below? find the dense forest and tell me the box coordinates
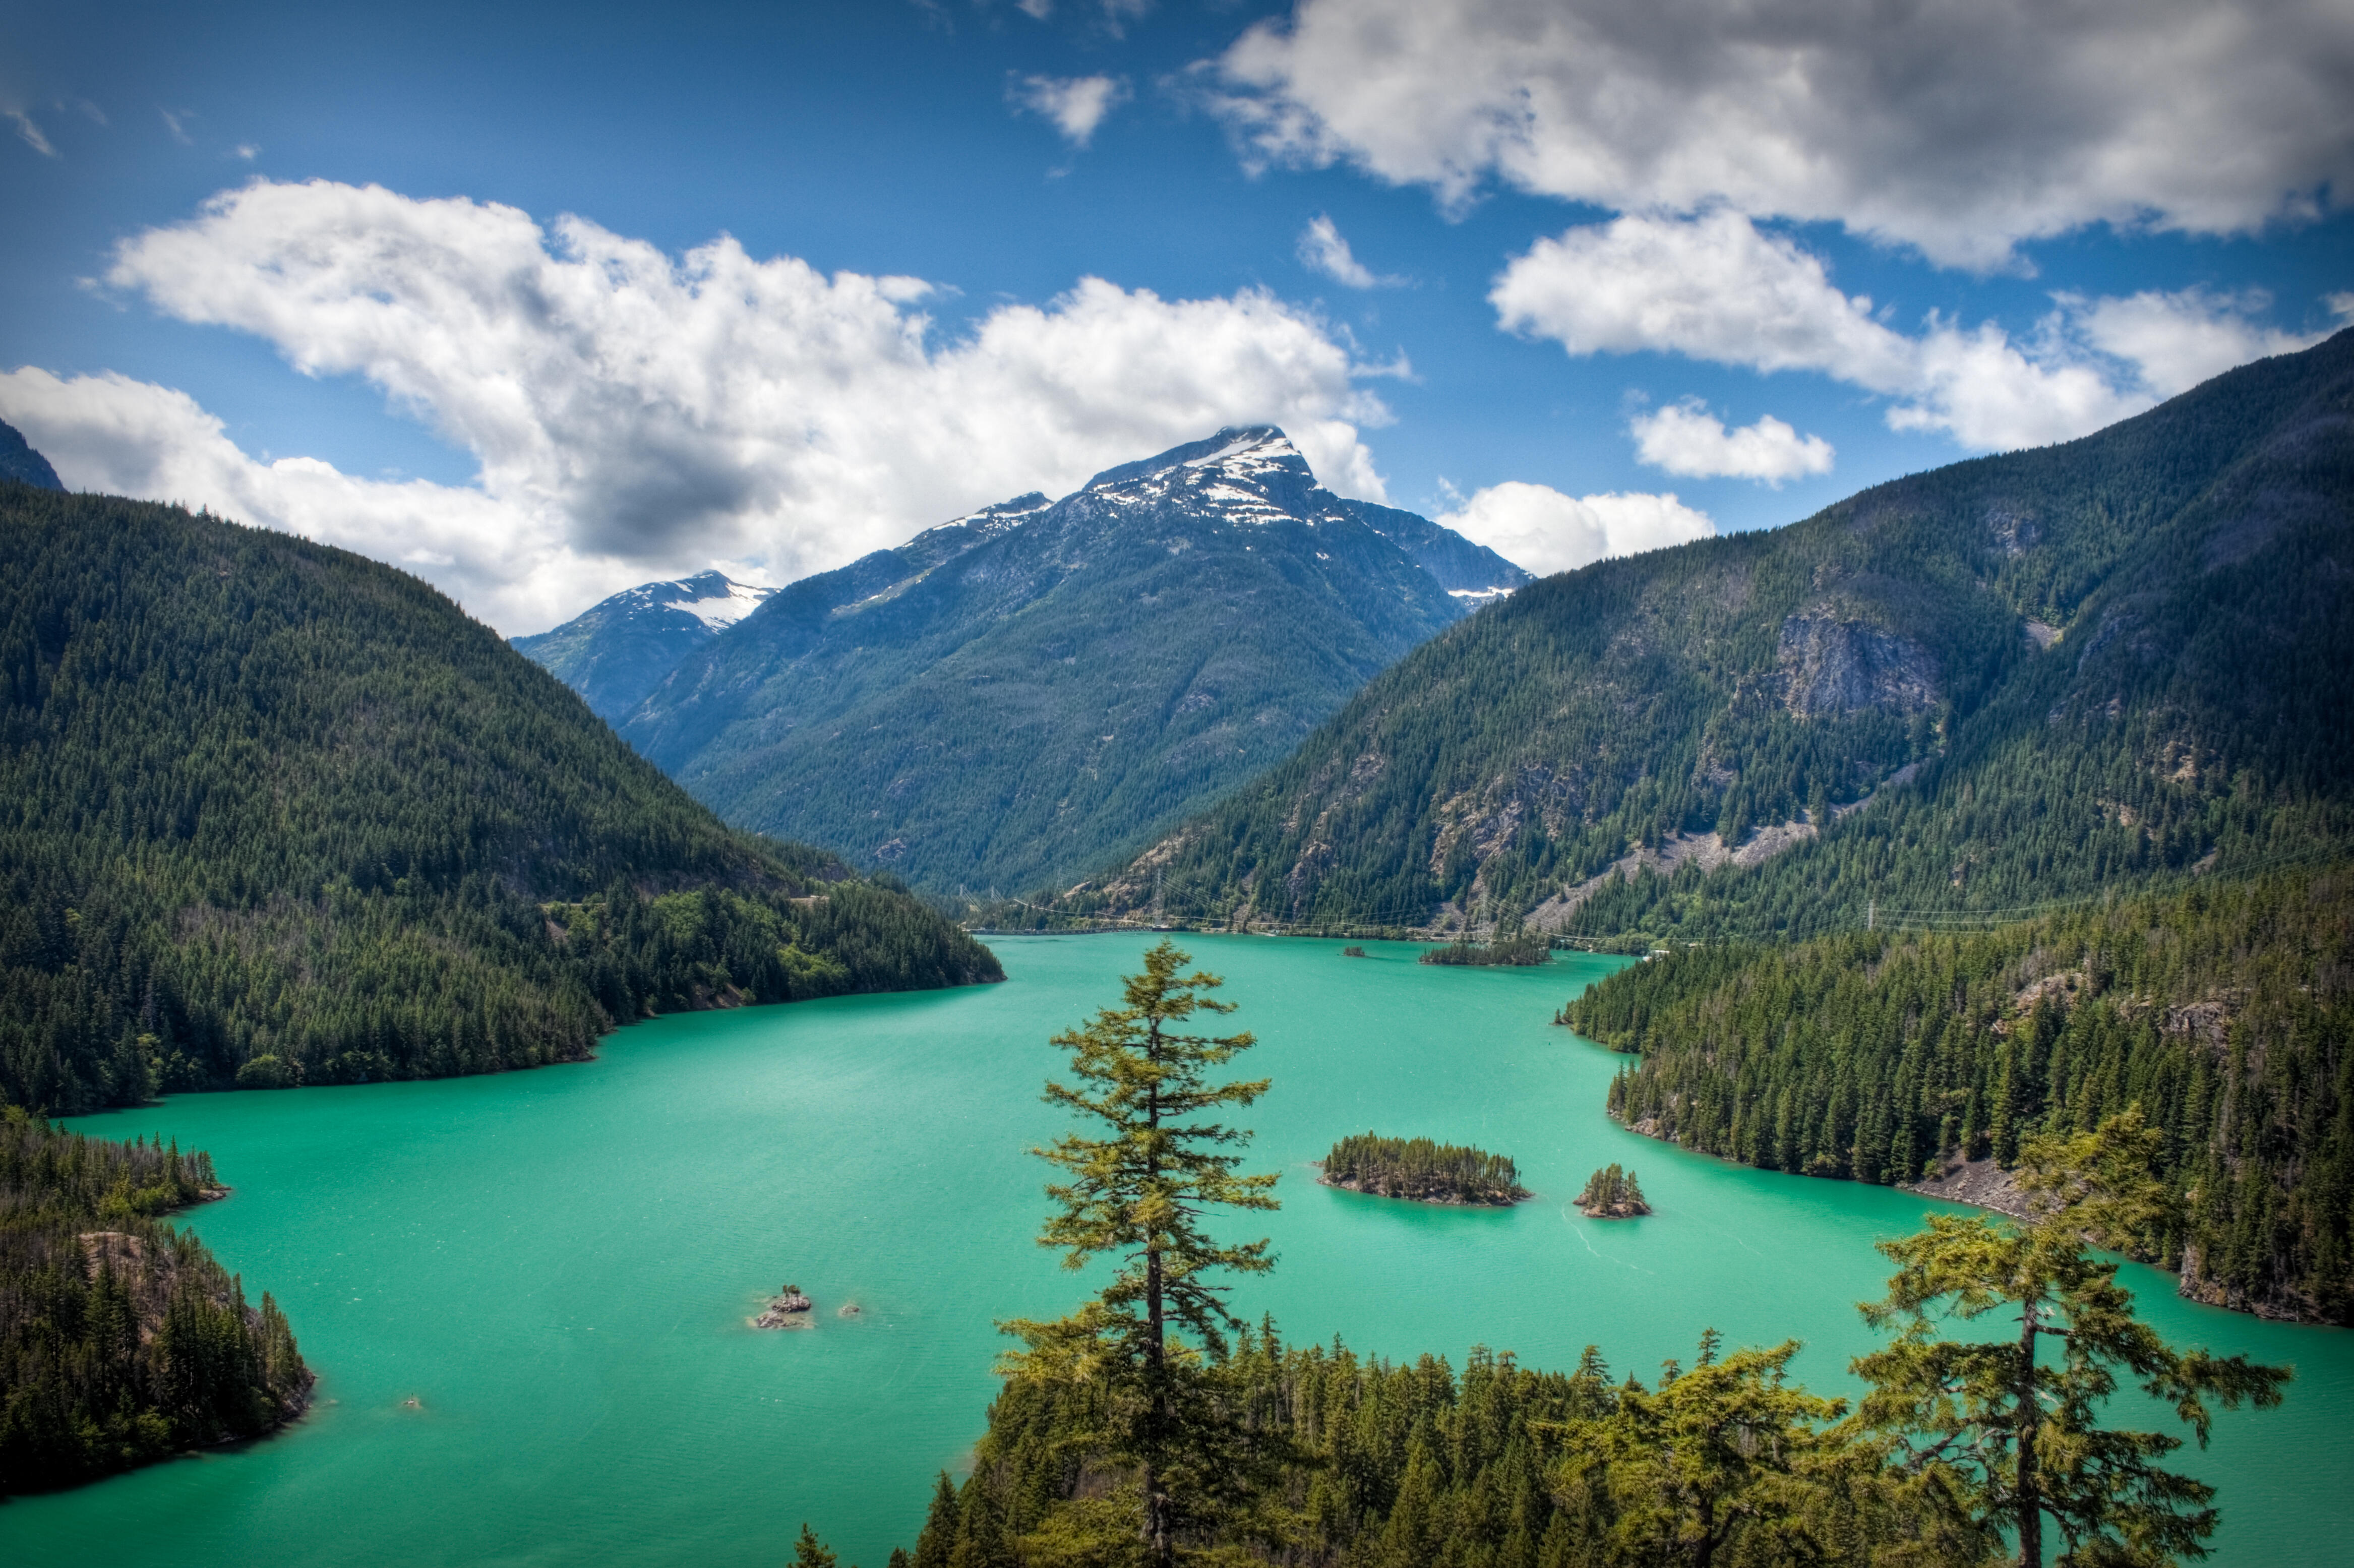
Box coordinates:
[1063,331,2354,942]
[1321,1133,1529,1205]
[1568,867,2354,1323]
[903,1328,1978,1568]
[0,486,1000,1114]
[0,1107,309,1492]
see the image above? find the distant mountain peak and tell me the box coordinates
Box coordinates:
[614,569,776,630]
[514,569,778,719]
[619,424,1535,894]
[1080,425,1310,495]
[1073,425,1329,530]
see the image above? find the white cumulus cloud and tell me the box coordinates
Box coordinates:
[1296,214,1397,288]
[2065,286,2345,397]
[1437,480,1714,578]
[1010,74,1129,147]
[1493,210,2344,451]
[0,366,532,605]
[1210,0,2354,269]
[2,178,1397,633]
[1630,400,1834,485]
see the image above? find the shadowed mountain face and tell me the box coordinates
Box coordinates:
[1072,331,2354,936]
[621,427,1530,894]
[0,421,63,491]
[513,570,774,722]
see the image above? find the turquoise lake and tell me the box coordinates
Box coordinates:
[14,935,2351,1565]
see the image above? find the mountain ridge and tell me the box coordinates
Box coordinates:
[1061,331,2354,937]
[618,427,1531,893]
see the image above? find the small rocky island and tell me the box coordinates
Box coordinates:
[754,1284,814,1329]
[1320,1132,1532,1205]
[1576,1163,1650,1218]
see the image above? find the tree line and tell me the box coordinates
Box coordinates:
[1570,866,2354,1323]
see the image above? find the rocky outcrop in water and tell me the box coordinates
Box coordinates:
[754,1285,814,1329]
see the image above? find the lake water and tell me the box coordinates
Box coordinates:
[17,935,2352,1565]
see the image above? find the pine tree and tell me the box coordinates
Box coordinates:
[789,1522,838,1567]
[1000,939,1281,1567]
[1852,1108,2291,1565]
[909,1472,958,1568]
[1552,1331,1859,1568]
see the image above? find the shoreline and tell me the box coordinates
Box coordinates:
[1619,1116,2337,1324]
[1316,1172,1533,1208]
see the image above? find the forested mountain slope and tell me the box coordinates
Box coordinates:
[0,487,1000,1114]
[1072,331,2354,937]
[512,569,773,722]
[1571,868,2354,1323]
[622,428,1530,894]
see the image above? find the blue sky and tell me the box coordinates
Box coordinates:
[3,0,2348,630]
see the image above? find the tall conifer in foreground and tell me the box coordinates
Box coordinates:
[1001,939,1281,1567]
[1852,1109,2291,1566]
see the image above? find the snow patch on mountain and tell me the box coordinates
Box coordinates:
[676,578,774,630]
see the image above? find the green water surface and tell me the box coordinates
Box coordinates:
[14,936,2351,1565]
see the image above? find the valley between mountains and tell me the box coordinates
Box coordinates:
[509,330,2354,1330]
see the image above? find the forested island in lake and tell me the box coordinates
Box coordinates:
[0,1108,311,1492]
[1576,1162,1651,1218]
[1419,934,1552,967]
[1320,1132,1531,1205]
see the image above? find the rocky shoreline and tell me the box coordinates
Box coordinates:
[1898,1153,2036,1220]
[1316,1173,1531,1207]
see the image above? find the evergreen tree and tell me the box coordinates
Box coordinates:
[910,1471,958,1568]
[1852,1110,2291,1566]
[1001,939,1281,1567]
[1552,1330,1948,1568]
[789,1523,839,1566]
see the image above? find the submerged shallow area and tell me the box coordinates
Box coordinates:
[16,935,2352,1565]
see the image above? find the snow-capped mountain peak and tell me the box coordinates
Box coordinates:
[512,569,777,721]
[1075,426,1320,525]
[614,569,775,631]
